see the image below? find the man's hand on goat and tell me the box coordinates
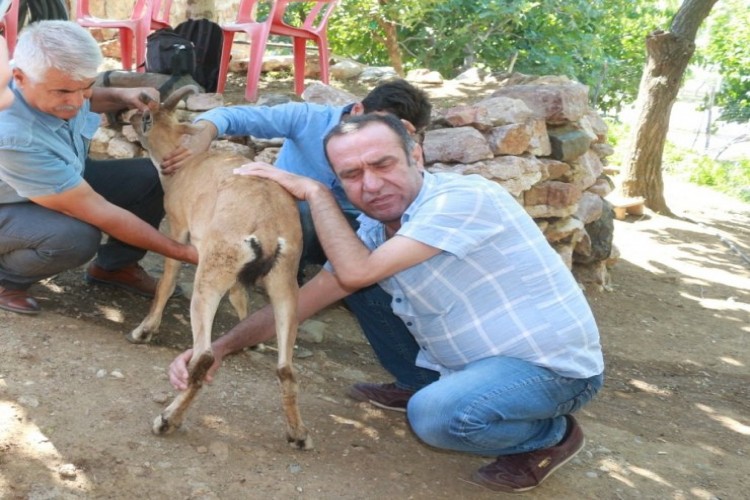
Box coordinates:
[169,348,222,391]
[234,162,325,201]
[160,120,216,175]
[124,87,160,112]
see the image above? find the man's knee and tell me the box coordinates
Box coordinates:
[40,222,100,267]
[407,391,454,448]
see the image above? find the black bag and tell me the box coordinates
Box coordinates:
[18,0,68,27]
[174,19,224,93]
[145,28,196,78]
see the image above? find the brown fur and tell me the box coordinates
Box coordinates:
[128,86,312,449]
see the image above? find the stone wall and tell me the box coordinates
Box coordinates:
[94,74,617,291]
[420,75,617,290]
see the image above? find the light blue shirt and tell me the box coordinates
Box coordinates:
[355,171,604,379]
[198,102,355,212]
[0,81,101,203]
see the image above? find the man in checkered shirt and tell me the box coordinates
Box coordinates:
[170,112,604,493]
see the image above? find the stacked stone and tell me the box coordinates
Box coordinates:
[423,75,616,290]
[91,75,617,290]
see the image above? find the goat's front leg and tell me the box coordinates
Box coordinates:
[127,225,189,344]
[265,268,313,450]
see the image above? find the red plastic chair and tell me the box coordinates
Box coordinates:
[271,0,338,97]
[150,0,173,30]
[216,0,277,102]
[0,0,20,57]
[75,0,172,72]
[217,0,337,102]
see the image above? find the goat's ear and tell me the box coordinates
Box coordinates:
[138,91,158,108]
[137,92,159,113]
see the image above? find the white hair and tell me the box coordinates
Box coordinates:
[13,20,102,81]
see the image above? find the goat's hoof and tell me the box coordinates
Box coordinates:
[152,413,180,435]
[126,328,153,344]
[287,434,314,450]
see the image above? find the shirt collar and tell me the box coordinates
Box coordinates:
[401,170,434,225]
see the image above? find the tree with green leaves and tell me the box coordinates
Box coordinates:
[328,0,671,114]
[700,0,750,124]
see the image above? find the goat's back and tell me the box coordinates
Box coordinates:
[162,152,302,261]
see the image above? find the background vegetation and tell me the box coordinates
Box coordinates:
[327,0,747,123]
[324,0,749,202]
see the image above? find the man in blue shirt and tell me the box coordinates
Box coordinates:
[169,114,604,492]
[0,35,12,110]
[160,79,432,279]
[0,21,197,315]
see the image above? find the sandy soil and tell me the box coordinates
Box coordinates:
[1,77,749,499]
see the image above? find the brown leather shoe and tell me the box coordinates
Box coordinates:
[471,415,585,493]
[85,262,160,298]
[0,286,41,315]
[347,382,415,412]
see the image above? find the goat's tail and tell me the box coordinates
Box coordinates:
[236,236,284,286]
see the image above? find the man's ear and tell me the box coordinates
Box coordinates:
[411,142,425,171]
[401,119,417,135]
[11,68,25,86]
[350,102,365,116]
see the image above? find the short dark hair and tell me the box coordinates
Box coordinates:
[360,79,432,132]
[324,113,417,168]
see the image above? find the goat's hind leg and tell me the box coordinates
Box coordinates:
[152,349,215,434]
[264,266,313,450]
[153,266,233,435]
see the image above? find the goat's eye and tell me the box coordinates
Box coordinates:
[142,111,153,133]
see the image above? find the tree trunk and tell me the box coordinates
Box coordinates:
[621,0,718,214]
[376,0,404,76]
[185,0,215,20]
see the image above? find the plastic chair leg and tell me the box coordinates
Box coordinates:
[216,31,236,94]
[318,39,330,84]
[292,37,307,96]
[119,29,134,71]
[244,32,269,102]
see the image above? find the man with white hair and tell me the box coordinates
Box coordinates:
[0,21,197,314]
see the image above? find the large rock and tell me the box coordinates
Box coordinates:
[491,80,589,124]
[441,105,493,130]
[330,59,365,81]
[302,82,358,106]
[475,96,534,126]
[486,123,532,155]
[423,127,493,164]
[547,124,593,162]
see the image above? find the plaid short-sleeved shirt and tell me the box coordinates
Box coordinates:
[355,171,604,379]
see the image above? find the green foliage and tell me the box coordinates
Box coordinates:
[699,0,750,124]
[687,157,750,202]
[327,0,673,113]
[605,119,750,203]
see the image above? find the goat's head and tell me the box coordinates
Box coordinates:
[130,85,203,166]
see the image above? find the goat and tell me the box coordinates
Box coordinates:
[128,86,312,450]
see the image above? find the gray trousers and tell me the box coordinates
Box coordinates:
[0,157,164,291]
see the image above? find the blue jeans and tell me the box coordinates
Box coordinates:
[345,284,603,456]
[344,284,439,390]
[408,356,603,456]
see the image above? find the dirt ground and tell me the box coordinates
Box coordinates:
[1,77,749,499]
